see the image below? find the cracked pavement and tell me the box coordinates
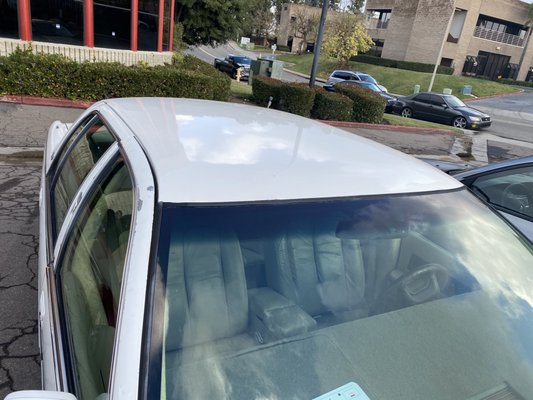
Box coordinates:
[0,102,82,148]
[0,160,42,397]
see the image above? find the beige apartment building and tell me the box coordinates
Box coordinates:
[365,0,533,81]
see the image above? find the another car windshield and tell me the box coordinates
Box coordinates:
[444,95,467,108]
[358,74,377,84]
[360,82,381,92]
[233,56,251,65]
[147,189,533,399]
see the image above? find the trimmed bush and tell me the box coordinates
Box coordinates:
[0,48,231,102]
[311,88,353,121]
[252,75,283,108]
[335,84,385,123]
[351,54,454,75]
[279,82,316,117]
[500,78,533,88]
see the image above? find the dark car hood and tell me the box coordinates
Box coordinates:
[380,92,397,101]
[454,106,489,118]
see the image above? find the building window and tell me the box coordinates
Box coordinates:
[440,58,453,68]
[30,0,84,46]
[367,10,391,30]
[367,38,384,57]
[138,1,159,51]
[0,0,19,39]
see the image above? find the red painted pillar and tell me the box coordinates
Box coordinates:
[131,0,138,51]
[157,0,164,52]
[17,0,32,41]
[168,0,175,52]
[84,0,94,48]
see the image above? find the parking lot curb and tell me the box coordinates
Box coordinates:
[463,89,525,102]
[0,95,92,109]
[320,120,457,135]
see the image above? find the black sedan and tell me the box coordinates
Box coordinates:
[391,92,491,129]
[327,81,397,112]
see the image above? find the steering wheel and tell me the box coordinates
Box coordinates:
[375,264,450,313]
[501,183,533,214]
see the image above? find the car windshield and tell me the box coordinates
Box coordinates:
[147,189,533,399]
[361,82,381,92]
[444,95,467,108]
[233,56,251,65]
[358,74,377,84]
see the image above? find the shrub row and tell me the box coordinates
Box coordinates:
[0,49,231,102]
[252,76,383,123]
[311,89,353,121]
[335,84,385,124]
[499,78,533,88]
[351,54,454,75]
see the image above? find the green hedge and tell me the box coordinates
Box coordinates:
[335,84,385,123]
[0,48,231,101]
[279,83,316,117]
[311,88,353,121]
[352,54,454,75]
[251,76,283,108]
[500,78,533,88]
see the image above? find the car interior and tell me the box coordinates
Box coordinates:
[155,194,527,399]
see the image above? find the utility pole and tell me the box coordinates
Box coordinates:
[428,0,456,92]
[310,0,330,87]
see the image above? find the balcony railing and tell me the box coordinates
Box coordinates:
[473,26,525,47]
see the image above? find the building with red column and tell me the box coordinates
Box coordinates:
[0,0,175,53]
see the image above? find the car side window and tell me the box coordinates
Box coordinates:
[58,160,133,400]
[471,166,533,219]
[53,118,115,237]
[430,95,446,107]
[414,94,431,103]
[55,116,95,163]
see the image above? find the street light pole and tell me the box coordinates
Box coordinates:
[310,0,330,87]
[428,0,456,92]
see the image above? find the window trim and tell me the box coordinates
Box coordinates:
[49,112,120,242]
[53,151,126,397]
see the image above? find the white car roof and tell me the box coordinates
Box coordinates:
[103,98,461,203]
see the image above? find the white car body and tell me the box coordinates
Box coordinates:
[8,98,533,400]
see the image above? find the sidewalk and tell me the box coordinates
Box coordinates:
[1,97,532,165]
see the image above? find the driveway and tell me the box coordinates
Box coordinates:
[185,42,312,83]
[466,89,533,142]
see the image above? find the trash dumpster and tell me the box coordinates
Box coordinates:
[249,58,284,84]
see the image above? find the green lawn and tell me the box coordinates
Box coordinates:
[229,80,253,101]
[382,114,461,133]
[277,54,519,99]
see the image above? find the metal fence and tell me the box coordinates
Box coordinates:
[0,38,172,66]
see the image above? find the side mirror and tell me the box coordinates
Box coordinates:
[4,391,77,400]
[442,104,448,109]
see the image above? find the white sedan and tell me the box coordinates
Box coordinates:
[6,98,533,400]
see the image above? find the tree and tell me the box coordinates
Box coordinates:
[241,0,275,45]
[344,0,365,14]
[175,0,247,46]
[321,12,374,66]
[517,3,533,81]
[290,7,320,54]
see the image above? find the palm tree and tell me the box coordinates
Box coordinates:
[517,3,533,81]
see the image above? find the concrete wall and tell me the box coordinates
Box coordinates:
[0,38,172,66]
[404,0,455,64]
